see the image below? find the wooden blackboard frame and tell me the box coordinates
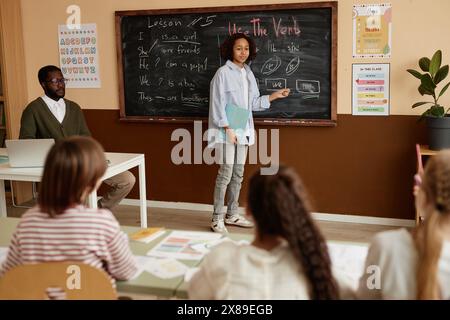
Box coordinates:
[115,2,337,126]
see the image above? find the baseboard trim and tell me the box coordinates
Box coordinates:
[120,199,415,228]
[311,212,415,228]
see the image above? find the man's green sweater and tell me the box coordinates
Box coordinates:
[19,97,91,141]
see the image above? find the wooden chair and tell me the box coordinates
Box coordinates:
[0,262,117,300]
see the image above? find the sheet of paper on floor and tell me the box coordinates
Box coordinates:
[184,267,200,282]
[132,255,189,279]
[327,242,369,289]
[145,258,189,279]
[146,230,223,261]
[0,247,8,266]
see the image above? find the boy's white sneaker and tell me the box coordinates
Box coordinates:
[211,219,228,234]
[225,215,254,228]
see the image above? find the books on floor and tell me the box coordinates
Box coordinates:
[130,227,166,244]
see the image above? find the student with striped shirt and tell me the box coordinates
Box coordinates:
[0,136,138,282]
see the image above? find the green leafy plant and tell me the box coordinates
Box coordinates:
[407,50,450,117]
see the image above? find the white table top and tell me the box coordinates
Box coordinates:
[0,148,144,182]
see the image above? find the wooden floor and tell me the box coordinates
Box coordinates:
[6,202,402,243]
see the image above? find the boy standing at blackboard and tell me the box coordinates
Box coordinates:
[208,33,290,233]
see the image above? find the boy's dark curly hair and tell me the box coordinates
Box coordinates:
[220,33,257,62]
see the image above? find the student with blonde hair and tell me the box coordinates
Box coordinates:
[189,166,353,299]
[358,150,450,299]
[0,136,138,282]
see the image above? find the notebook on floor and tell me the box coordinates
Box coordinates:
[5,139,55,168]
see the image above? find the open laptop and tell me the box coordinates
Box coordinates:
[5,139,55,168]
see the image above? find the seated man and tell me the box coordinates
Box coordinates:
[19,65,135,209]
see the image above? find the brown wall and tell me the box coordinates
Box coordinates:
[17,0,447,220]
[86,109,427,220]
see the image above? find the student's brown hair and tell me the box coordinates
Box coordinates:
[413,150,450,299]
[38,136,107,217]
[220,33,257,62]
[247,166,339,299]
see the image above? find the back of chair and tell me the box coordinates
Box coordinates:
[0,262,117,300]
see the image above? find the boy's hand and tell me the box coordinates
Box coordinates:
[226,128,237,144]
[269,88,290,101]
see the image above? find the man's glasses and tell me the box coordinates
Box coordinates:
[46,78,68,85]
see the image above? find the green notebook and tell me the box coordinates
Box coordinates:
[221,103,250,143]
[226,103,250,130]
[0,155,8,164]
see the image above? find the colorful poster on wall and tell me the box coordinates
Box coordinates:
[352,64,390,116]
[353,4,392,58]
[58,23,101,88]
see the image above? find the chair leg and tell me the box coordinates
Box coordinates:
[32,182,38,199]
[10,181,35,209]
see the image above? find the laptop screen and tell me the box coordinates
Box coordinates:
[5,139,55,168]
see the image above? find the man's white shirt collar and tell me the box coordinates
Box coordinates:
[41,95,66,123]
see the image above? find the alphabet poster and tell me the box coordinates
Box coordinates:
[353,4,392,58]
[352,63,390,116]
[58,23,101,88]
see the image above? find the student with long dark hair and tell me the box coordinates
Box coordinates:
[189,166,351,299]
[357,150,450,299]
[0,136,138,282]
[207,33,290,233]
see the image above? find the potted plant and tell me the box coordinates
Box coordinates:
[407,49,450,150]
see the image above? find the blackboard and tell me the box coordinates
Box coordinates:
[115,2,337,126]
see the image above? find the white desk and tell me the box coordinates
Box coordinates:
[0,149,148,228]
